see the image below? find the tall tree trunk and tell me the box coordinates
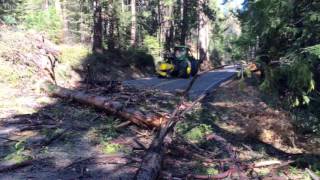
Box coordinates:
[55,0,61,13]
[130,0,137,46]
[79,1,85,43]
[93,0,103,53]
[198,0,210,62]
[61,0,69,43]
[107,0,115,51]
[43,0,49,10]
[55,0,64,42]
[162,1,173,51]
[180,0,188,45]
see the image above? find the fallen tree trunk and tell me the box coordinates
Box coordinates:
[135,90,210,179]
[135,74,236,180]
[44,84,167,128]
[134,106,182,180]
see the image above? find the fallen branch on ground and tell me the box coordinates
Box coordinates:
[252,160,282,168]
[0,159,38,173]
[27,128,67,150]
[115,121,132,129]
[58,154,142,171]
[134,105,182,180]
[19,124,57,132]
[39,129,67,147]
[0,137,19,142]
[187,168,238,180]
[306,168,320,180]
[206,133,249,179]
[134,70,230,179]
[43,84,167,128]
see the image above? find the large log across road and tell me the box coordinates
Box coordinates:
[44,84,167,128]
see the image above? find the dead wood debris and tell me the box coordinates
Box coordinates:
[0,137,19,143]
[306,168,320,180]
[134,73,218,179]
[58,154,142,172]
[44,84,167,128]
[115,121,132,129]
[0,159,39,173]
[205,133,249,180]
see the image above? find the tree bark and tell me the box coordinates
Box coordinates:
[54,0,62,17]
[163,1,174,51]
[44,85,167,128]
[135,108,180,180]
[54,0,64,42]
[135,73,235,180]
[93,0,104,53]
[198,0,210,62]
[107,0,115,51]
[130,0,137,46]
[60,0,69,43]
[79,1,86,43]
[180,0,188,45]
[43,0,49,10]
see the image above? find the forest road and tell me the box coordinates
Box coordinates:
[124,66,238,100]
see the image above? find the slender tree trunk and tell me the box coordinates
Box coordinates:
[107,0,115,51]
[61,0,69,43]
[79,2,85,43]
[54,0,61,14]
[43,0,49,10]
[93,0,103,53]
[198,0,210,62]
[180,0,188,45]
[163,2,173,51]
[130,0,137,46]
[54,0,64,42]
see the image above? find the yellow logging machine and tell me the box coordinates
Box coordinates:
[156,45,203,78]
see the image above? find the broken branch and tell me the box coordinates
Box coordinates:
[306,168,320,180]
[0,159,38,173]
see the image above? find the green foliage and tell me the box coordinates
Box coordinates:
[2,15,18,25]
[304,44,320,59]
[59,44,90,66]
[0,0,24,23]
[143,35,162,63]
[4,140,31,163]
[293,110,320,134]
[126,49,155,68]
[184,124,212,143]
[101,142,123,154]
[0,61,33,87]
[237,0,320,127]
[23,7,63,42]
[193,163,219,175]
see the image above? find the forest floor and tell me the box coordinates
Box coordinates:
[0,28,320,180]
[1,65,320,179]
